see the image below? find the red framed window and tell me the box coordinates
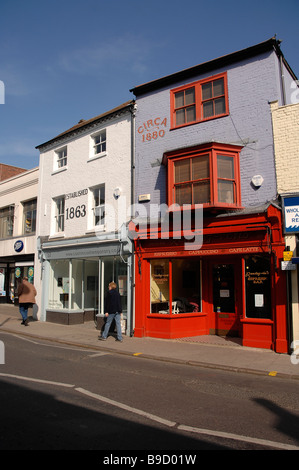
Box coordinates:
[164,142,242,209]
[171,72,229,129]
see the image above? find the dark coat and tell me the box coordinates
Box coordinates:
[105,288,122,314]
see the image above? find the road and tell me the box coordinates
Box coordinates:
[1,331,299,454]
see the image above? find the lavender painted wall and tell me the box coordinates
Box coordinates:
[133,50,294,213]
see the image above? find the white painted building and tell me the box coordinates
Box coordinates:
[0,167,39,309]
[35,101,135,334]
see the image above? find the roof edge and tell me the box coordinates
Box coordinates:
[36,100,134,150]
[130,37,295,96]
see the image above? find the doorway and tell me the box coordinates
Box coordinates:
[209,259,241,336]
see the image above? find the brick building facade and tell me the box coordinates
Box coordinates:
[129,38,298,352]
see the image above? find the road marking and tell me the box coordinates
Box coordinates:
[88,352,110,357]
[178,424,299,450]
[0,372,74,388]
[6,333,107,354]
[2,371,298,450]
[75,387,176,428]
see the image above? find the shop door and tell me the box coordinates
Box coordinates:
[212,261,241,337]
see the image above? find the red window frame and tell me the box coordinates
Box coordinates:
[164,142,242,210]
[170,72,229,129]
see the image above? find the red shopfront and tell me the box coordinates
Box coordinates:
[132,204,288,353]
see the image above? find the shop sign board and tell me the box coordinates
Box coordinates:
[281,261,296,271]
[282,196,299,234]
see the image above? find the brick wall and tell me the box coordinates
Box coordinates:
[271,101,299,194]
[134,51,288,211]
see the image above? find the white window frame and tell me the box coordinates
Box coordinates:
[92,184,105,228]
[54,196,65,233]
[90,129,107,161]
[54,146,67,172]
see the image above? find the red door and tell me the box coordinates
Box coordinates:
[209,258,242,337]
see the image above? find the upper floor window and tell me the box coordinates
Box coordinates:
[171,73,228,129]
[54,147,67,171]
[23,199,37,234]
[0,205,14,238]
[54,196,65,233]
[92,184,105,226]
[164,142,242,210]
[91,130,106,159]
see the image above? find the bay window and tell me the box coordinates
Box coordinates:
[164,142,242,209]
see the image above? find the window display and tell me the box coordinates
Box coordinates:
[150,258,201,314]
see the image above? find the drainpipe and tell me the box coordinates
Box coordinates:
[279,55,286,106]
[276,39,286,105]
[130,102,136,336]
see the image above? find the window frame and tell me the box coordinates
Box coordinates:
[164,142,242,210]
[92,184,105,228]
[22,199,37,234]
[0,205,14,238]
[90,129,107,160]
[54,196,65,233]
[170,72,229,129]
[54,146,67,171]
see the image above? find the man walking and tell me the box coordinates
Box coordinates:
[99,282,123,342]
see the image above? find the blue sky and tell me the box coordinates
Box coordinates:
[0,0,298,170]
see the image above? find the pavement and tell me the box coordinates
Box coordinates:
[1,303,299,380]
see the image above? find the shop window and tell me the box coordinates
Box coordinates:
[171,73,228,129]
[71,259,83,309]
[84,259,99,310]
[48,257,128,315]
[0,205,14,238]
[48,259,70,309]
[164,142,242,209]
[150,258,201,314]
[23,199,37,234]
[245,255,271,319]
[150,259,170,313]
[103,256,128,315]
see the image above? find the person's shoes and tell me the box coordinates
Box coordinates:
[24,319,29,326]
[116,338,123,342]
[98,337,106,341]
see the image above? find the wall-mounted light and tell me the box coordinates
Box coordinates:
[251,175,264,188]
[113,187,121,199]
